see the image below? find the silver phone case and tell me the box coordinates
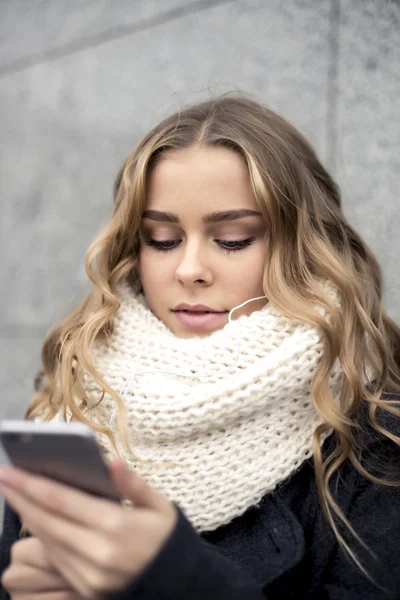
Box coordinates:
[0,420,119,502]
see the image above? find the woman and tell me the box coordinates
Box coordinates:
[0,96,399,599]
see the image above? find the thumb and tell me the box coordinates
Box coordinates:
[109,459,168,512]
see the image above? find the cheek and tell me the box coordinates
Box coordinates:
[221,248,266,291]
[227,249,267,316]
[139,252,171,294]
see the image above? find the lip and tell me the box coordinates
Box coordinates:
[172,304,228,330]
[173,303,224,312]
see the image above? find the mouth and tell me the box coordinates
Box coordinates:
[171,304,228,329]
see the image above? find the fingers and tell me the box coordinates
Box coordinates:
[2,483,106,565]
[0,463,171,530]
[32,537,136,599]
[0,466,122,529]
[11,537,58,571]
[109,460,169,512]
[2,563,71,593]
[3,538,80,600]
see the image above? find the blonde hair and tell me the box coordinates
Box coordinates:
[26,95,400,568]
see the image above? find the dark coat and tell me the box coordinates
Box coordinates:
[1,409,399,599]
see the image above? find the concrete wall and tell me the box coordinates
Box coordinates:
[0,1,398,425]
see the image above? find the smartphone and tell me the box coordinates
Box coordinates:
[0,420,120,502]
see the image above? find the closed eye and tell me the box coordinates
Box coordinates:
[144,239,181,251]
[216,237,255,253]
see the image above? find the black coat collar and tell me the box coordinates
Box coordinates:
[202,492,305,587]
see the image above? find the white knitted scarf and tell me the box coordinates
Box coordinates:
[79,280,342,533]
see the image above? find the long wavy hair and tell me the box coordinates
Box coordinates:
[26,95,400,568]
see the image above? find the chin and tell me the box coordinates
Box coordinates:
[175,325,225,339]
[174,328,210,339]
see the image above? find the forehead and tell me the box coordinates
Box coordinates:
[146,146,258,214]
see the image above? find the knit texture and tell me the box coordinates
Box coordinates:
[75,281,343,532]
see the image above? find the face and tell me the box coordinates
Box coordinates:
[138,146,268,338]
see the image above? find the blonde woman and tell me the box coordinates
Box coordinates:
[0,96,399,599]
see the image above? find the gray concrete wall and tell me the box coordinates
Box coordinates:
[0,1,399,421]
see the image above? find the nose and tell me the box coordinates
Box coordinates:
[175,242,212,286]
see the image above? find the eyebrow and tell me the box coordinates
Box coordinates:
[141,209,263,223]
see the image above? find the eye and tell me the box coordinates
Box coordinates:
[144,239,181,252]
[216,237,255,253]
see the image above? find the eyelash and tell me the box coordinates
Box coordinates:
[144,237,256,254]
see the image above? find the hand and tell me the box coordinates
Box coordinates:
[0,461,178,599]
[1,536,80,599]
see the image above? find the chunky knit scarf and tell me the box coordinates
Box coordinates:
[78,280,342,533]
